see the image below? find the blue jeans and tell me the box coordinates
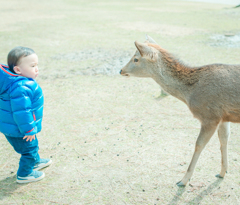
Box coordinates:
[5,135,40,177]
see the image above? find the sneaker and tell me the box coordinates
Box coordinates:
[17,171,45,184]
[33,158,52,171]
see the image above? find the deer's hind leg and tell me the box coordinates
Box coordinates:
[177,121,219,187]
[216,121,230,178]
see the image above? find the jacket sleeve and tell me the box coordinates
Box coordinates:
[10,83,37,136]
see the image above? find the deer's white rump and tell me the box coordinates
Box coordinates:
[120,35,240,186]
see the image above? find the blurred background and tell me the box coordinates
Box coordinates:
[0,0,240,77]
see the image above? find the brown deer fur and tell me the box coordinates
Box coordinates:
[120,35,240,186]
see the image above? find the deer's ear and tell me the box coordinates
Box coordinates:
[135,41,157,60]
[135,41,152,57]
[145,34,158,44]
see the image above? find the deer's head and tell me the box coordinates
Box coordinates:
[120,35,160,78]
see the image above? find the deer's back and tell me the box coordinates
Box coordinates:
[187,64,240,123]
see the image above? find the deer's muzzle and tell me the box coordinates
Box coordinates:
[120,69,129,76]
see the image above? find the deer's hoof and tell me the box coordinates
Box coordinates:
[215,174,224,178]
[176,181,186,187]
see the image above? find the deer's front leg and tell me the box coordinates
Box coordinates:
[177,122,218,187]
[216,122,230,178]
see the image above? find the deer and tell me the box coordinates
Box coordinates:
[120,35,240,186]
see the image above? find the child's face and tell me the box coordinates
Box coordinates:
[14,54,39,79]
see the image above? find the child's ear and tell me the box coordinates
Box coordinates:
[13,66,21,74]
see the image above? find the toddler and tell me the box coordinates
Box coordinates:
[0,46,51,183]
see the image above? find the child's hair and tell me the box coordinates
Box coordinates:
[7,46,35,73]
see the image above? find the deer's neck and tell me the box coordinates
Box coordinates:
[151,47,197,104]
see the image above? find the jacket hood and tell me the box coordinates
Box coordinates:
[0,64,22,95]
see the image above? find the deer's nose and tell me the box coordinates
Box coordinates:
[119,70,122,74]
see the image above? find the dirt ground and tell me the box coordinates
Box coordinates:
[1,0,240,204]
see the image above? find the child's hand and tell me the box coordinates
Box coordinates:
[23,135,36,142]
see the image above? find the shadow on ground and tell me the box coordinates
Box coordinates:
[168,178,223,205]
[0,175,26,201]
[188,178,223,204]
[168,186,186,205]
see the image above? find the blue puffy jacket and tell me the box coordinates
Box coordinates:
[0,64,44,137]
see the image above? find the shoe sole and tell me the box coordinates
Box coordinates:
[33,159,52,171]
[17,172,45,184]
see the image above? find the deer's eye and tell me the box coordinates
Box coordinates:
[134,58,138,62]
